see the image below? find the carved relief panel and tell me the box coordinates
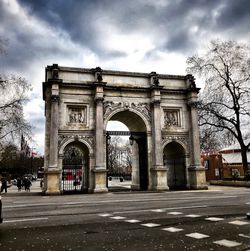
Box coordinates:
[67,105,87,125]
[163,109,181,128]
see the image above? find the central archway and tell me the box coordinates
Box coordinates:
[163,141,186,190]
[105,110,149,191]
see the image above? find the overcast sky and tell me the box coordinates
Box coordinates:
[1,0,250,155]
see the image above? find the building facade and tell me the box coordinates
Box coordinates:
[43,64,207,194]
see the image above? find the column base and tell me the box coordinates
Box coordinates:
[92,168,108,193]
[92,187,108,193]
[131,184,140,190]
[44,169,61,195]
[150,166,169,191]
[188,165,208,190]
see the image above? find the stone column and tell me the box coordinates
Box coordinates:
[92,71,108,193]
[186,74,207,189]
[46,82,61,194]
[149,72,169,191]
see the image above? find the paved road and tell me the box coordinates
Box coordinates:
[0,186,250,250]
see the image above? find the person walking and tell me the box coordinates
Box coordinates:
[17,177,22,192]
[24,178,32,192]
[1,178,7,193]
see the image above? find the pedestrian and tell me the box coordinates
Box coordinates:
[17,177,22,192]
[24,178,32,192]
[40,179,44,188]
[1,178,7,193]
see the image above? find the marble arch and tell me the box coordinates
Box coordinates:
[43,64,207,194]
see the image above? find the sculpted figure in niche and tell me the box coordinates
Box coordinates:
[165,111,178,127]
[69,109,85,123]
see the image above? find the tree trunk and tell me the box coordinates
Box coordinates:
[241,146,249,176]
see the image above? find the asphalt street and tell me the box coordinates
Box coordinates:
[0,183,250,250]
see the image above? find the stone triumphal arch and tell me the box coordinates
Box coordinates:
[43,64,207,195]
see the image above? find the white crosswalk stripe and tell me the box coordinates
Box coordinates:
[185,214,201,218]
[141,223,161,228]
[99,213,112,217]
[213,239,242,248]
[162,227,183,232]
[125,219,141,223]
[110,216,126,220]
[186,232,210,239]
[205,217,224,221]
[229,220,249,226]
[168,212,183,215]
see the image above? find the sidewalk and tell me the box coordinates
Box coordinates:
[2,180,43,196]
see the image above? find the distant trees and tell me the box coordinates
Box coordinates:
[107,136,131,176]
[187,40,250,176]
[0,39,31,149]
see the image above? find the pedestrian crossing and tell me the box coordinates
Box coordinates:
[98,209,250,249]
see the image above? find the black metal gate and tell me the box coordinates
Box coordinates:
[62,146,85,193]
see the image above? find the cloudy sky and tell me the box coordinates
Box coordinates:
[1,0,250,155]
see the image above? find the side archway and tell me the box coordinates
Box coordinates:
[163,141,187,190]
[60,140,90,193]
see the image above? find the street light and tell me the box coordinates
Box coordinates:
[129,135,134,146]
[30,147,36,174]
[70,148,77,191]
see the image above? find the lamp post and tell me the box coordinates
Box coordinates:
[129,135,134,146]
[30,147,36,175]
[71,148,76,191]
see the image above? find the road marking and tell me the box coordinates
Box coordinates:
[151,209,166,212]
[125,219,141,223]
[114,205,208,214]
[213,239,242,248]
[141,223,161,228]
[162,227,183,232]
[185,214,201,218]
[186,232,209,239]
[229,220,249,226]
[99,213,112,217]
[3,217,48,223]
[239,234,250,239]
[246,202,250,205]
[168,212,183,215]
[110,216,126,220]
[205,217,224,221]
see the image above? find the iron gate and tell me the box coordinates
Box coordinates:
[62,146,84,193]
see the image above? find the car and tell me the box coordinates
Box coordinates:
[23,174,36,181]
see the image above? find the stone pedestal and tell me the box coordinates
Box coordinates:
[188,167,207,190]
[92,169,108,193]
[44,169,61,195]
[150,167,169,191]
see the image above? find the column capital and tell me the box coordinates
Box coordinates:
[187,100,198,108]
[151,99,161,106]
[51,95,60,103]
[95,96,104,103]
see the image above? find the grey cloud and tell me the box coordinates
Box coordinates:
[17,0,250,57]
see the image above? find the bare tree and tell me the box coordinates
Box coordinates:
[187,40,250,176]
[0,40,31,148]
[107,136,131,175]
